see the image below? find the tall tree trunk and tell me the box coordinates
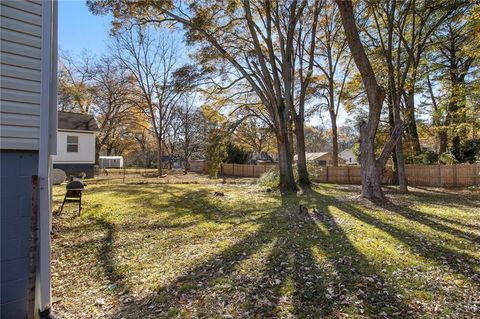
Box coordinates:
[427,72,446,154]
[387,96,399,184]
[295,116,309,185]
[405,90,421,155]
[277,119,297,193]
[395,138,407,191]
[327,46,339,167]
[288,119,295,163]
[107,144,113,155]
[359,124,385,199]
[157,137,163,175]
[439,131,448,154]
[184,157,189,175]
[336,0,404,200]
[388,93,407,193]
[95,137,101,165]
[385,43,407,191]
[144,147,148,168]
[451,136,461,159]
[393,102,407,192]
[184,146,189,174]
[331,112,339,167]
[448,71,467,160]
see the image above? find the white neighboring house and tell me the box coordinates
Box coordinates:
[294,152,346,166]
[339,149,358,165]
[52,111,99,178]
[99,156,124,168]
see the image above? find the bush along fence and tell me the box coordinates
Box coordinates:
[219,163,480,187]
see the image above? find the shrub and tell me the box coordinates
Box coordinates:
[258,162,318,189]
[458,139,480,163]
[225,142,249,164]
[258,166,281,188]
[206,128,228,179]
[438,152,458,165]
[419,149,439,164]
[352,142,360,162]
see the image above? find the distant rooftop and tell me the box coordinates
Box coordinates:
[293,152,330,161]
[58,111,99,132]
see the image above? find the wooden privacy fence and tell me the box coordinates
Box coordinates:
[221,163,277,178]
[312,164,480,186]
[219,163,480,187]
[403,164,480,187]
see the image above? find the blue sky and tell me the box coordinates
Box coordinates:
[59,0,112,56]
[59,1,189,60]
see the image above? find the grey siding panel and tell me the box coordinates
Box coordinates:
[0,28,42,48]
[0,150,38,319]
[1,1,42,15]
[0,137,39,150]
[0,113,40,127]
[1,88,41,104]
[0,100,41,115]
[0,15,42,36]
[0,63,41,81]
[0,0,43,151]
[0,39,42,58]
[0,125,39,138]
[0,4,42,26]
[0,76,41,93]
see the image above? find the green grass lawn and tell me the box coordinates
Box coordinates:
[51,183,480,318]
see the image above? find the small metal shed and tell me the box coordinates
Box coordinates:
[99,156,124,168]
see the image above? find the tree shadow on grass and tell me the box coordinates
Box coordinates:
[88,184,264,226]
[378,200,480,244]
[420,214,480,230]
[92,217,129,294]
[247,194,409,318]
[63,185,478,318]
[326,184,480,210]
[381,186,480,232]
[105,191,410,318]
[405,189,480,210]
[304,189,479,283]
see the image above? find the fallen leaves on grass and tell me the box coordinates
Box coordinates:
[51,184,480,318]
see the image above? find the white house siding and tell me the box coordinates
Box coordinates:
[52,131,96,164]
[0,0,43,150]
[339,149,358,165]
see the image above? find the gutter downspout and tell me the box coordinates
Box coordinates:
[37,1,58,318]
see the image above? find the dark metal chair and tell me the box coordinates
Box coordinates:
[58,178,85,216]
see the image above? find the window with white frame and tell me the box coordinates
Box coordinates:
[67,135,78,152]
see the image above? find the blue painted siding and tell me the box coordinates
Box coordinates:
[1,150,38,319]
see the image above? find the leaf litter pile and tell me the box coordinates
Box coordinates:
[51,183,480,318]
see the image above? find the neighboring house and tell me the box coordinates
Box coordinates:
[247,151,274,164]
[99,156,124,168]
[339,148,358,165]
[293,152,346,166]
[189,159,207,173]
[52,111,99,178]
[0,1,58,318]
[148,155,183,169]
